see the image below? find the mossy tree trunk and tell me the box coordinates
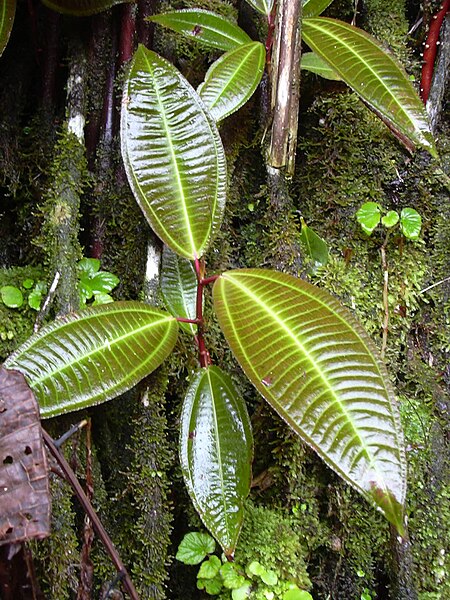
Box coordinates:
[0,0,449,599]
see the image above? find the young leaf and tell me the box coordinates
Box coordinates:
[400,207,421,240]
[148,10,251,52]
[243,0,274,16]
[1,285,23,308]
[220,563,246,589]
[180,366,253,557]
[213,269,407,533]
[381,210,399,228]
[302,18,437,157]
[299,219,329,268]
[0,0,15,57]
[176,531,216,565]
[121,45,227,260]
[198,575,223,595]
[232,583,252,600]
[198,555,222,579]
[78,258,100,277]
[88,271,120,294]
[42,0,129,16]
[302,0,334,18]
[161,246,197,335]
[198,42,266,122]
[283,589,314,600]
[301,52,341,81]
[356,202,381,235]
[5,302,178,418]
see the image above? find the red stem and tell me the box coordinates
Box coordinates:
[265,1,278,62]
[194,258,212,368]
[420,0,450,103]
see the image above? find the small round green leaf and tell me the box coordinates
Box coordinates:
[356,202,381,235]
[381,210,399,228]
[283,588,314,600]
[78,258,100,276]
[261,569,278,586]
[176,531,216,565]
[1,285,23,308]
[197,555,221,579]
[22,278,34,290]
[400,207,421,240]
[198,575,223,594]
[220,563,246,590]
[232,583,252,599]
[247,560,265,577]
[89,271,120,294]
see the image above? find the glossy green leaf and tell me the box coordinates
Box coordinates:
[88,271,119,294]
[1,285,23,308]
[400,207,421,240]
[148,10,251,52]
[302,18,437,157]
[198,555,221,579]
[243,0,274,16]
[0,0,15,57]
[198,42,266,122]
[381,210,399,228]
[220,563,246,589]
[301,52,341,81]
[213,269,407,533]
[180,366,253,556]
[302,0,334,18]
[232,583,252,600]
[121,45,227,260]
[299,218,329,269]
[78,258,100,277]
[198,575,223,594]
[5,302,178,418]
[42,0,129,16]
[22,278,34,289]
[356,202,381,235]
[283,589,314,600]
[176,531,216,565]
[161,246,197,335]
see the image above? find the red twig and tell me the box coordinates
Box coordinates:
[420,0,450,103]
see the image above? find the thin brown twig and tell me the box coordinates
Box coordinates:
[42,429,140,600]
[380,233,390,359]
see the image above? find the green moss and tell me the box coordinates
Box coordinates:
[38,126,88,314]
[32,475,79,599]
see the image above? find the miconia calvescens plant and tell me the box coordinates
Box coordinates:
[3,0,437,565]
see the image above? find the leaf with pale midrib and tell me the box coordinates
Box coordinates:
[121,45,227,260]
[302,17,437,157]
[5,302,178,418]
[180,366,253,556]
[213,269,406,533]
